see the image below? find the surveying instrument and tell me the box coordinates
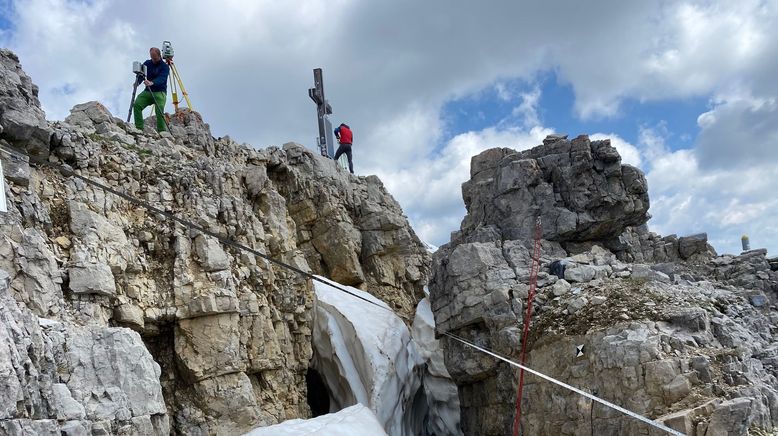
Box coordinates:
[161,40,193,112]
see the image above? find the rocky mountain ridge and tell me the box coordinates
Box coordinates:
[430,134,778,436]
[0,48,432,435]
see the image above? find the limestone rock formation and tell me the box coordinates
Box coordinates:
[0,50,52,157]
[430,136,778,435]
[0,268,169,435]
[0,49,430,435]
[459,135,649,244]
[265,143,429,321]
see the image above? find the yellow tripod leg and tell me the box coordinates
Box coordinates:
[169,68,180,112]
[170,63,193,111]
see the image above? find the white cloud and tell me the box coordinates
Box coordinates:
[556,0,777,118]
[2,0,139,118]
[2,0,777,253]
[378,125,552,245]
[694,94,778,169]
[494,82,512,102]
[511,85,542,129]
[644,131,778,256]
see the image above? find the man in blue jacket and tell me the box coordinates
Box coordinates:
[133,47,169,132]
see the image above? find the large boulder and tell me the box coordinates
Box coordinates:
[459,135,649,244]
[0,268,169,434]
[0,49,52,156]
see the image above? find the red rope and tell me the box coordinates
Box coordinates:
[513,217,542,436]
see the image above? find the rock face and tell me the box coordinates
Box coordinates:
[460,135,649,243]
[266,144,429,321]
[606,225,718,264]
[0,49,429,435]
[430,136,778,435]
[0,49,52,157]
[0,268,169,435]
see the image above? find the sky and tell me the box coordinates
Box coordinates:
[1,0,776,256]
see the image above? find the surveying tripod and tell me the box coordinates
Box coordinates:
[162,40,193,112]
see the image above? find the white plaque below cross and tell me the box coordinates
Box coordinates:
[0,160,7,213]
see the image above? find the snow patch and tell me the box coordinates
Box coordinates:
[311,276,424,436]
[411,298,463,435]
[242,404,387,436]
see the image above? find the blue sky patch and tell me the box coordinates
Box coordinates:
[440,71,710,152]
[0,0,13,33]
[53,82,77,96]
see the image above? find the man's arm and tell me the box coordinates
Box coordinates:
[142,60,153,87]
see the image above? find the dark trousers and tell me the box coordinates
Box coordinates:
[334,143,353,174]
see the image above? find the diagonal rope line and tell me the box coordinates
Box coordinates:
[0,144,386,310]
[442,331,685,436]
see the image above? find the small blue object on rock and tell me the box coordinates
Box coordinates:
[750,294,767,308]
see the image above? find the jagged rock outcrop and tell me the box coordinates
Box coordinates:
[0,268,169,435]
[0,49,52,157]
[460,135,649,243]
[603,225,718,264]
[430,135,778,435]
[522,264,778,435]
[0,49,430,435]
[266,145,429,321]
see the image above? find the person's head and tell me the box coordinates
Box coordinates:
[149,47,162,63]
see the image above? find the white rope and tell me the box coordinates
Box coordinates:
[443,332,685,436]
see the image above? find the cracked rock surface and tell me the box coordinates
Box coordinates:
[430,136,778,435]
[0,49,430,435]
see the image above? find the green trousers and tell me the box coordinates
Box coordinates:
[133,90,167,132]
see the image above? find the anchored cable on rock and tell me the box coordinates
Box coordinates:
[1,144,683,436]
[442,331,685,436]
[0,144,387,311]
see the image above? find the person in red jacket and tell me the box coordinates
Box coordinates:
[333,123,354,174]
